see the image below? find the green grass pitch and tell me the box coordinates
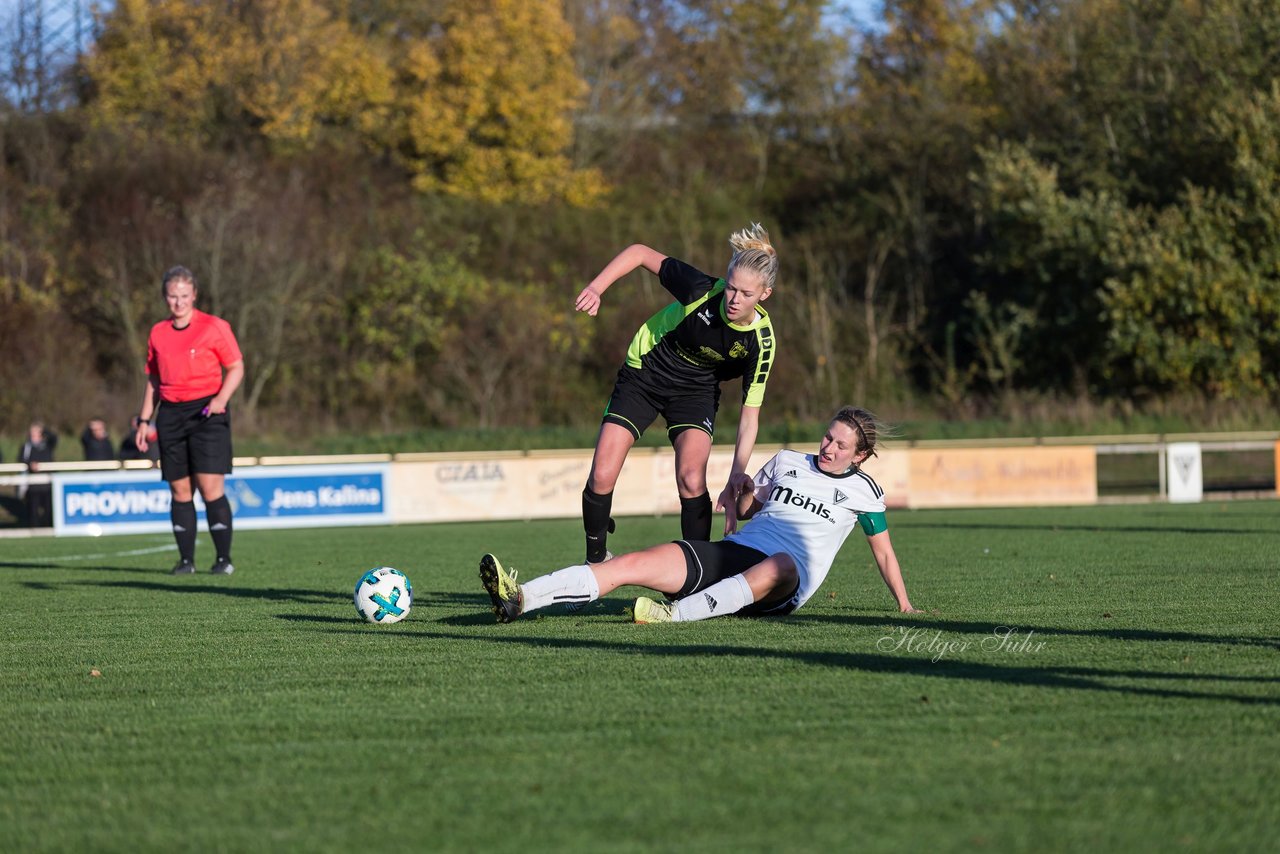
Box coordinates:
[1,502,1277,852]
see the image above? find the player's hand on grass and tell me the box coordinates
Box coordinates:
[575,286,603,316]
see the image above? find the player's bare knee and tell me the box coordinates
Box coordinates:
[675,469,707,496]
[587,462,622,494]
[743,554,796,590]
[767,554,798,587]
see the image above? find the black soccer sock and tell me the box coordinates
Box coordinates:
[171,500,198,562]
[679,491,712,542]
[205,495,233,561]
[582,487,614,563]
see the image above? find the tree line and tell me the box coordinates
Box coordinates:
[2,0,1278,441]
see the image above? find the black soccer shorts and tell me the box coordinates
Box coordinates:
[673,539,801,616]
[602,365,719,442]
[156,396,233,483]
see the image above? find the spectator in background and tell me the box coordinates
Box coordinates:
[119,416,161,465]
[80,418,115,461]
[19,420,57,527]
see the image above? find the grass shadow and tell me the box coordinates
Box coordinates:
[55,578,350,604]
[893,520,1280,537]
[431,593,634,626]
[424,590,503,609]
[278,617,1280,706]
[789,612,1280,651]
[449,631,1280,706]
[273,613,472,631]
[274,613,358,625]
[0,561,157,573]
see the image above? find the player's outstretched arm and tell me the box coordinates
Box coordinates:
[717,404,761,533]
[866,530,919,613]
[719,472,760,535]
[574,244,666,316]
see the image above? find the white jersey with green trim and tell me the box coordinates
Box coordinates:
[726,448,886,609]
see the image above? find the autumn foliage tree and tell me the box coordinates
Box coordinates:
[83,0,394,147]
[3,0,1280,442]
[83,0,599,203]
[389,0,603,204]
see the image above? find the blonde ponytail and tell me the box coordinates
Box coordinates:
[727,222,779,290]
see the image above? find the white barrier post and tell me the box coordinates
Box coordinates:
[1166,442,1203,503]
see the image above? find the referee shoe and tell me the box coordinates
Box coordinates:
[210,557,235,575]
[170,559,197,576]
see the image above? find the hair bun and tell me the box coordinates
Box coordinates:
[728,223,774,255]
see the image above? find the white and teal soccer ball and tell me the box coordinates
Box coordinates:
[354,567,413,624]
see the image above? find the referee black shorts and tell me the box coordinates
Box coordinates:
[602,365,719,443]
[673,539,801,617]
[156,395,233,483]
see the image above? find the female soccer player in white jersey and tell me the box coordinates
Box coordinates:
[480,406,919,623]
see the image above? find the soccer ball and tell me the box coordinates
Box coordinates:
[354,567,413,624]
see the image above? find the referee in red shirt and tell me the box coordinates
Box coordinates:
[134,266,245,575]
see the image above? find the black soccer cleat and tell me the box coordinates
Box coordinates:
[479,554,523,623]
[170,559,197,576]
[210,557,235,575]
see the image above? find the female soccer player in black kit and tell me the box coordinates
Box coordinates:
[573,224,779,564]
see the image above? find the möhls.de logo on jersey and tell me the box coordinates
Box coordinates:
[767,485,835,522]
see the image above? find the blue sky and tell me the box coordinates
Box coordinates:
[0,1,888,24]
[840,0,883,22]
[0,0,887,60]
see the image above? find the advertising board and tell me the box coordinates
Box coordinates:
[54,464,390,536]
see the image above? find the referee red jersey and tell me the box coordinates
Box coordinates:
[145,309,243,403]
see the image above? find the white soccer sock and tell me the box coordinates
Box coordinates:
[672,574,754,622]
[520,565,601,613]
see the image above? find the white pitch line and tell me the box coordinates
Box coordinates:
[23,543,176,564]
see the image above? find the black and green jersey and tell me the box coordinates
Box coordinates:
[624,257,777,406]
